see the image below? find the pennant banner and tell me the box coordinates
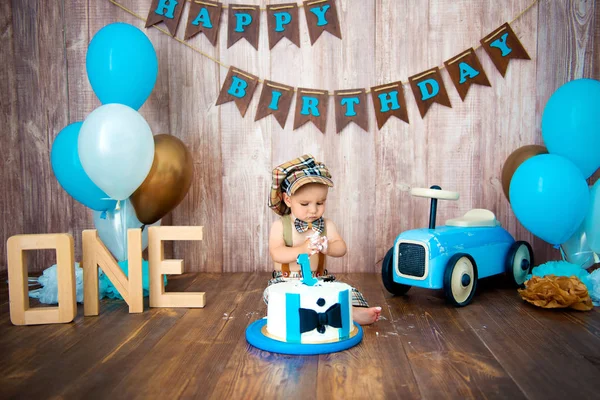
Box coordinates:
[409,67,452,119]
[370,81,409,129]
[212,22,529,132]
[227,4,260,50]
[255,80,295,128]
[334,89,369,133]
[216,67,259,117]
[293,88,329,134]
[146,0,185,36]
[184,1,223,45]
[121,0,534,134]
[145,0,342,48]
[481,22,531,77]
[303,0,342,45]
[267,3,301,49]
[444,48,491,101]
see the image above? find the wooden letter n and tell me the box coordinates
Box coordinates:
[82,229,144,316]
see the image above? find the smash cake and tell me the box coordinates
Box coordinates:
[264,280,358,344]
[246,254,363,354]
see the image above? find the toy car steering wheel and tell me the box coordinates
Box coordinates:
[410,187,459,200]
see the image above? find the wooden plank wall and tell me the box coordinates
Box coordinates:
[1,0,598,273]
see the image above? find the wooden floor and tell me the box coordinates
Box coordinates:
[1,272,600,399]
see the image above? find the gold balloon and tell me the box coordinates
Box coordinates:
[501,145,548,202]
[131,134,193,224]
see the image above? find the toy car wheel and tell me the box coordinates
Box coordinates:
[382,247,411,296]
[506,241,533,286]
[443,253,478,307]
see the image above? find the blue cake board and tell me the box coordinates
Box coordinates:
[245,318,363,355]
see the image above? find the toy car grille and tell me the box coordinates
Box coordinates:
[397,243,426,277]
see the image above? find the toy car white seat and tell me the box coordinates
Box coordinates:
[446,209,499,228]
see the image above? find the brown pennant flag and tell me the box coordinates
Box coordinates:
[266,3,301,49]
[293,88,329,134]
[145,0,186,36]
[184,1,223,45]
[444,48,491,101]
[255,80,295,128]
[215,67,259,117]
[370,81,409,129]
[303,0,342,45]
[334,89,369,133]
[409,67,452,119]
[227,4,260,50]
[481,22,530,77]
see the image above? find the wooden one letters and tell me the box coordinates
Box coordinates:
[6,226,206,326]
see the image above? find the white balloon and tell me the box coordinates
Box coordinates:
[585,180,600,254]
[93,199,161,262]
[79,104,154,200]
[560,221,596,269]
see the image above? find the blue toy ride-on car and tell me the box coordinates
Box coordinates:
[382,186,533,306]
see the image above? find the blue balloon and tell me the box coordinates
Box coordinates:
[509,154,590,245]
[51,122,117,211]
[541,78,600,178]
[86,23,158,110]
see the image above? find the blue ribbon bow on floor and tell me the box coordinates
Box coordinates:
[299,303,343,334]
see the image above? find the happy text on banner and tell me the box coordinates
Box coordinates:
[145,0,341,48]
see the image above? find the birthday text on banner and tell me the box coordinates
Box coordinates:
[214,22,530,133]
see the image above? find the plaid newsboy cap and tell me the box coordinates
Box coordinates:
[268,154,334,216]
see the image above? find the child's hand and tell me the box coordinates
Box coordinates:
[300,238,317,256]
[318,236,329,254]
[307,232,328,255]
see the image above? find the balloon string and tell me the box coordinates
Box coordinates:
[558,245,566,261]
[116,200,121,210]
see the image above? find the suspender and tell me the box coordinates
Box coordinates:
[282,214,293,248]
[280,214,326,277]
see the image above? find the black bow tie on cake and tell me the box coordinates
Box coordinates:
[299,303,342,334]
[294,217,325,234]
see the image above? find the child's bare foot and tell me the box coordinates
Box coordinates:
[352,306,382,325]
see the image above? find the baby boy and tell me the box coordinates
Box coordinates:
[266,154,381,325]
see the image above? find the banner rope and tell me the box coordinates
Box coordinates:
[109,0,538,95]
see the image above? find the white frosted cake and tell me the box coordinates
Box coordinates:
[265,280,356,344]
